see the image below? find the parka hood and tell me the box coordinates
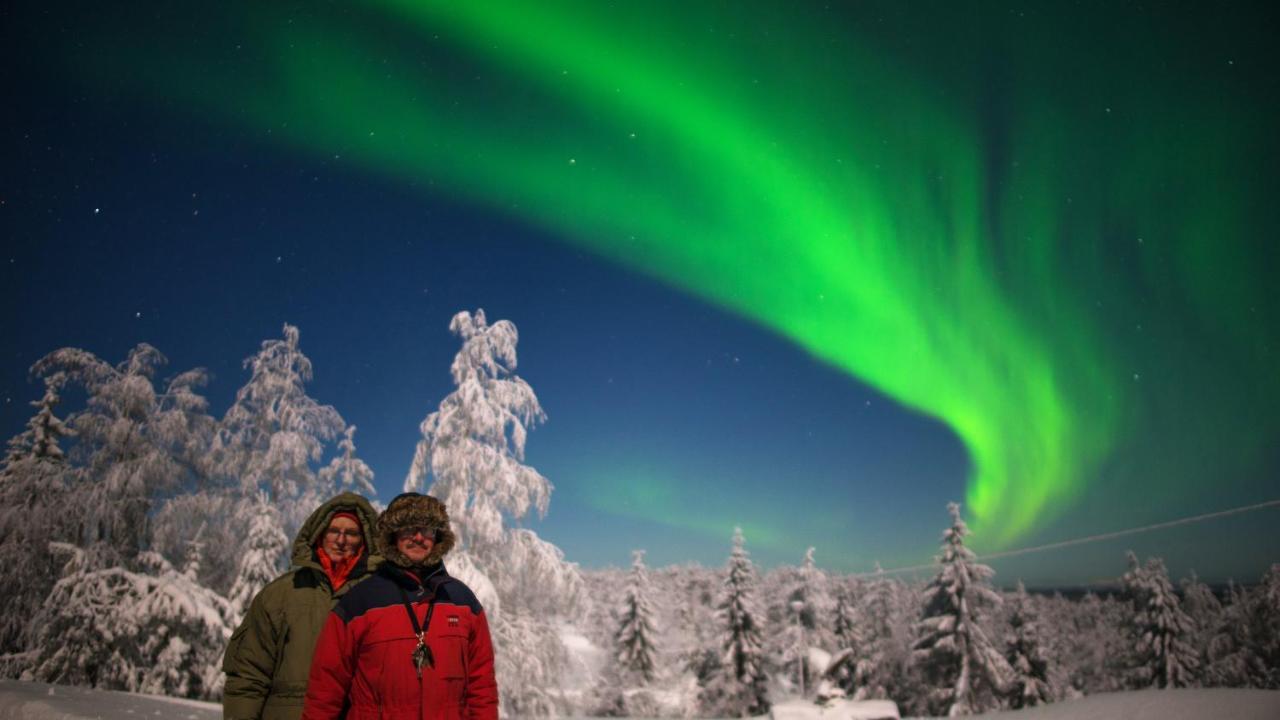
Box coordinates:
[291,491,381,569]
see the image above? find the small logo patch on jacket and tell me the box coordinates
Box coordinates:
[448,615,460,626]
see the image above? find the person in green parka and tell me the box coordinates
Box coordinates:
[223,492,381,720]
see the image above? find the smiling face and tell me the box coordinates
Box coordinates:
[394,526,438,566]
[321,515,364,562]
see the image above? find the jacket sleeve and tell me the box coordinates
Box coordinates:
[301,610,355,720]
[465,609,499,720]
[222,589,278,720]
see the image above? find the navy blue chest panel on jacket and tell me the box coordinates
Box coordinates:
[333,564,483,626]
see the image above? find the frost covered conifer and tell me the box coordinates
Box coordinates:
[227,492,289,623]
[216,324,346,535]
[852,566,899,701]
[182,523,207,582]
[832,590,858,651]
[32,345,206,562]
[1121,552,1199,689]
[1259,564,1280,686]
[403,309,581,715]
[701,527,769,717]
[1204,580,1271,688]
[615,550,659,684]
[1180,571,1221,685]
[781,547,825,696]
[0,373,76,654]
[1004,581,1051,708]
[818,589,864,700]
[912,502,1009,716]
[318,424,377,497]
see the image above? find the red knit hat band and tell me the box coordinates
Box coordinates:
[330,510,361,527]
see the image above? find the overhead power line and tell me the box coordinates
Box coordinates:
[856,498,1280,578]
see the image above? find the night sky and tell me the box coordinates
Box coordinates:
[4,1,1278,586]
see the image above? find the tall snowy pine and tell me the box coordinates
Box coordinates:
[1003,581,1052,708]
[912,502,1010,716]
[702,527,769,717]
[1121,552,1199,689]
[0,372,76,654]
[614,550,659,684]
[404,309,581,716]
[216,324,346,536]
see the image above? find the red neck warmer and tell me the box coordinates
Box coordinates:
[316,546,362,590]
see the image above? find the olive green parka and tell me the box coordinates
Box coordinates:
[222,492,381,720]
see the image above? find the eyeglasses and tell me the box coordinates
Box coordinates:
[324,528,363,540]
[395,526,438,541]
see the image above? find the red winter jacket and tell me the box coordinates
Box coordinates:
[301,562,498,720]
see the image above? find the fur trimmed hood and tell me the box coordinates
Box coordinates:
[376,492,456,568]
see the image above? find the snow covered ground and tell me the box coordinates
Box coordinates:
[1,680,1278,720]
[964,688,1280,719]
[772,689,1280,720]
[0,679,219,720]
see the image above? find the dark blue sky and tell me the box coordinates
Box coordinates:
[1,107,966,573]
[4,1,1278,587]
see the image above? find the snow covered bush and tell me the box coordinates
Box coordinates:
[25,545,234,699]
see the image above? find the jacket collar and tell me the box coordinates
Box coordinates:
[381,560,448,592]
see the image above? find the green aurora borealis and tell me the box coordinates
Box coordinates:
[29,1,1279,551]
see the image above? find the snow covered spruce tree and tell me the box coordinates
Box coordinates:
[226,491,290,623]
[1121,552,1199,689]
[404,309,582,716]
[912,502,1009,716]
[700,527,769,717]
[0,372,76,655]
[1003,581,1051,709]
[215,323,348,536]
[615,549,659,684]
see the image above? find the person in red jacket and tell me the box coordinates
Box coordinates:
[301,493,498,720]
